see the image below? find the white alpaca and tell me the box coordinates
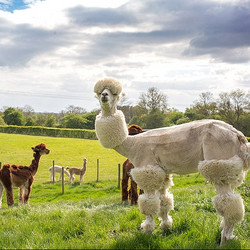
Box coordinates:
[94,78,250,246]
[49,165,70,182]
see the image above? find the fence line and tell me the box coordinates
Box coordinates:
[51,159,122,194]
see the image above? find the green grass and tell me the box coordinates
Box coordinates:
[0,133,249,249]
[0,132,126,183]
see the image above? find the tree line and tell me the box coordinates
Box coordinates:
[0,88,249,136]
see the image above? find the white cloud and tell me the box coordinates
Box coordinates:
[0,0,249,112]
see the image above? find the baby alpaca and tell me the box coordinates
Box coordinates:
[0,143,50,207]
[66,158,87,184]
[49,165,70,182]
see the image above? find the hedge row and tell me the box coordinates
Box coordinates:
[0,125,97,139]
[0,125,249,142]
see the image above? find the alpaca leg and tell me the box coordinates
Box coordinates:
[69,174,73,184]
[157,174,174,230]
[6,186,14,206]
[19,187,25,204]
[50,172,54,182]
[122,161,130,202]
[59,172,62,181]
[0,182,3,208]
[130,179,138,205]
[24,179,33,204]
[0,165,14,206]
[213,185,244,246]
[80,175,83,185]
[131,165,166,233]
[198,156,245,246]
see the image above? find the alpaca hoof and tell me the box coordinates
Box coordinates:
[220,235,237,246]
[160,216,173,230]
[140,219,155,233]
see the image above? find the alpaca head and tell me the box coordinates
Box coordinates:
[83,158,87,164]
[94,78,122,114]
[128,124,144,135]
[32,143,50,156]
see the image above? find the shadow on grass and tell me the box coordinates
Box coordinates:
[110,231,162,250]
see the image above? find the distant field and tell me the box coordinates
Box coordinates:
[0,132,126,184]
[0,133,249,249]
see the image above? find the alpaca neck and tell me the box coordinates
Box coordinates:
[101,103,117,117]
[81,162,87,174]
[114,136,135,159]
[95,109,128,149]
[30,152,41,176]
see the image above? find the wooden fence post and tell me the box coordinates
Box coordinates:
[52,160,55,183]
[96,159,99,182]
[118,163,121,189]
[62,167,64,194]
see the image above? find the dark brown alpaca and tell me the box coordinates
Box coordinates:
[0,143,50,207]
[122,125,144,205]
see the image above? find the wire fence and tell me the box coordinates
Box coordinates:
[50,159,122,194]
[0,159,123,194]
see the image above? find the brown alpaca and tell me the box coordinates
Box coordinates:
[0,143,50,207]
[122,125,144,205]
[66,158,87,184]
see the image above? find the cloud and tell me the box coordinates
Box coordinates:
[68,5,138,27]
[1,0,250,67]
[0,0,249,112]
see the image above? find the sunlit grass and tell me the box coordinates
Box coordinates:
[0,133,126,183]
[0,133,249,249]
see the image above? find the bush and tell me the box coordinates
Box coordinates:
[0,125,97,139]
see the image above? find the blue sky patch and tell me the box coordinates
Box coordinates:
[0,0,28,12]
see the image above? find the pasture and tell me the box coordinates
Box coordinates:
[0,133,249,249]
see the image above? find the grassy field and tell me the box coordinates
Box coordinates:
[0,133,249,249]
[0,132,126,184]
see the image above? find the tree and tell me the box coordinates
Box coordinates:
[61,114,87,129]
[3,107,25,126]
[82,112,97,129]
[0,116,6,125]
[217,89,249,127]
[164,110,184,126]
[45,115,56,127]
[192,92,217,117]
[25,117,35,126]
[64,105,86,114]
[145,110,166,129]
[138,87,168,113]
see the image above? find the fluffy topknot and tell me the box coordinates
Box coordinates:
[94,78,122,95]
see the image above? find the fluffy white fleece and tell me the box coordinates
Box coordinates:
[131,165,166,193]
[213,193,244,223]
[158,191,174,217]
[138,194,161,216]
[94,78,122,95]
[95,110,128,149]
[198,156,244,185]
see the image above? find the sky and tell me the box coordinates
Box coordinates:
[0,0,249,113]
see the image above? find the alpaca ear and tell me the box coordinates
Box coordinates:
[32,147,39,152]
